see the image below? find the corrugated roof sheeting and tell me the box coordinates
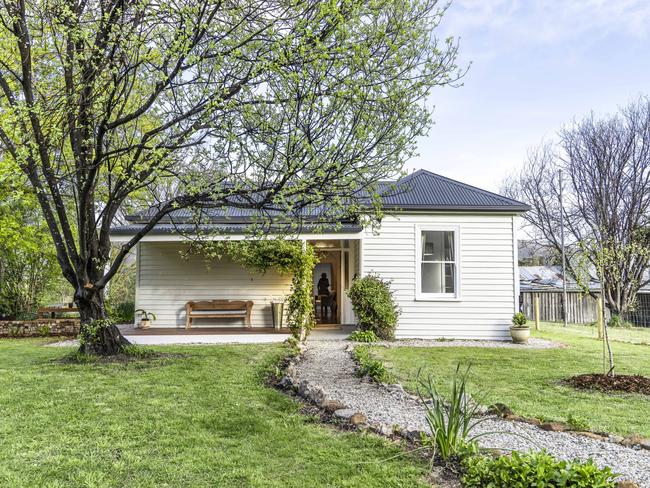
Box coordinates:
[113,169,530,236]
[519,266,650,293]
[110,222,363,236]
[378,170,529,210]
[124,170,529,224]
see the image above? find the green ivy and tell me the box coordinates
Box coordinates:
[78,319,115,349]
[188,240,318,339]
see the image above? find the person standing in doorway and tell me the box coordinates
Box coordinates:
[317,272,330,318]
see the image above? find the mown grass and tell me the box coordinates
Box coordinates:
[371,327,650,437]
[0,339,429,488]
[538,320,650,345]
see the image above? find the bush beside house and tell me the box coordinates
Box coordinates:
[347,274,400,340]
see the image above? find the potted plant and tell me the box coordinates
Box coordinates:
[136,309,156,329]
[510,312,530,344]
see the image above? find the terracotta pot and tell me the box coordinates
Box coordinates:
[510,326,530,344]
[140,319,151,329]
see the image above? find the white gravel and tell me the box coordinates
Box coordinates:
[377,337,563,349]
[295,341,650,487]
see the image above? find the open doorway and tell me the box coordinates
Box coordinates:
[309,239,358,327]
[313,251,340,325]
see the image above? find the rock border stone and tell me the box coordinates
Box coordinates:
[485,403,650,451]
[285,340,650,487]
[277,340,419,442]
[280,341,650,454]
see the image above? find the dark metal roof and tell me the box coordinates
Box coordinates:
[377,170,529,211]
[112,169,529,237]
[110,222,363,236]
[126,170,528,222]
[126,206,320,223]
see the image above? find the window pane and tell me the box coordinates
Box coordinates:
[421,231,454,262]
[421,263,456,294]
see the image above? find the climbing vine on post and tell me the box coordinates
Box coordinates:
[187,240,318,340]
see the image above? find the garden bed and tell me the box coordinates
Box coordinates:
[567,373,650,396]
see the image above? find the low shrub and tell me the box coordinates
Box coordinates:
[107,300,135,324]
[348,329,379,343]
[353,346,393,383]
[608,314,632,328]
[566,413,590,432]
[417,364,487,461]
[347,274,399,340]
[462,450,617,487]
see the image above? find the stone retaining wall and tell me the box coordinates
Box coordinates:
[0,320,80,338]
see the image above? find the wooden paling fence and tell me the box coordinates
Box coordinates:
[521,291,650,328]
[520,291,601,324]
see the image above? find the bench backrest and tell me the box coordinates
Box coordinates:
[187,300,252,312]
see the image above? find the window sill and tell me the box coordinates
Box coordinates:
[415,295,461,302]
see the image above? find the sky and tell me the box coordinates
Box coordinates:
[408,0,650,192]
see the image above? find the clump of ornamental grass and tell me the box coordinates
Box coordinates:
[417,364,492,462]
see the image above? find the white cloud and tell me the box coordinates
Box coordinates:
[441,0,650,45]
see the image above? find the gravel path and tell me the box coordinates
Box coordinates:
[295,341,650,487]
[377,337,563,349]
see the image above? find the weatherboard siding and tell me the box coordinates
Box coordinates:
[362,214,517,339]
[133,213,518,337]
[136,242,292,328]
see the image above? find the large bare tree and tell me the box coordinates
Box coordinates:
[506,98,650,317]
[0,0,462,353]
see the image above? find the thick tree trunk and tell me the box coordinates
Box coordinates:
[76,288,130,355]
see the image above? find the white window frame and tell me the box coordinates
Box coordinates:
[415,225,461,301]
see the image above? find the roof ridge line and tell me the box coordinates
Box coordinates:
[411,169,529,207]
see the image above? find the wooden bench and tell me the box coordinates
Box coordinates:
[185,300,253,329]
[37,306,80,322]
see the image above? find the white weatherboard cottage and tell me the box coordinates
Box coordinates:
[110,170,529,339]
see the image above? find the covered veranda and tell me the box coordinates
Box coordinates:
[117,324,353,345]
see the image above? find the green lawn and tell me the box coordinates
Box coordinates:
[370,328,650,437]
[538,321,650,345]
[0,340,428,488]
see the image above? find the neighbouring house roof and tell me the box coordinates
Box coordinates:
[110,169,529,237]
[520,265,650,294]
[520,265,591,292]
